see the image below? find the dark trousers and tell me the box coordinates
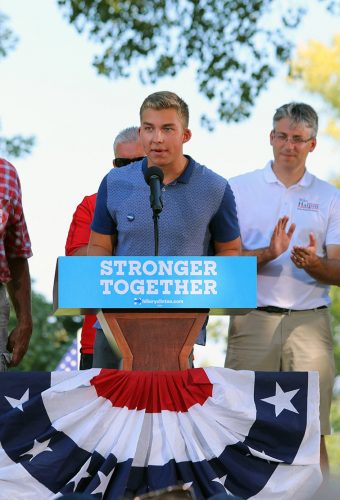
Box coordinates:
[79,352,93,370]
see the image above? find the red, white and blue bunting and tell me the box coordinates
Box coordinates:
[0,368,321,499]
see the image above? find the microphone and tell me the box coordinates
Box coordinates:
[144,166,164,215]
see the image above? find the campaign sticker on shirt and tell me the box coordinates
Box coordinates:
[297,198,320,212]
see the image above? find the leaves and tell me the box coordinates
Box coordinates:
[0,12,17,60]
[0,11,36,159]
[290,35,340,139]
[56,0,340,127]
[0,131,35,159]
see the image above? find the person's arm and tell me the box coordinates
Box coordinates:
[291,234,340,285]
[6,257,33,367]
[243,216,296,268]
[71,246,88,256]
[209,182,241,256]
[214,237,241,256]
[87,230,116,256]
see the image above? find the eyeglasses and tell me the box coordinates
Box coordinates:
[113,156,145,168]
[273,132,315,145]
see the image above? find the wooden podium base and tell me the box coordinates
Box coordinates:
[97,309,208,371]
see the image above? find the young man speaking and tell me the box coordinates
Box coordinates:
[88,91,241,356]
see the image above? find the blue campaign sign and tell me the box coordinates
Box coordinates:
[55,256,256,313]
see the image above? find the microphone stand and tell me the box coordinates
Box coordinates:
[144,166,164,256]
[153,211,160,256]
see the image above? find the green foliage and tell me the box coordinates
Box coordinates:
[0,12,17,59]
[208,316,227,340]
[57,0,339,128]
[0,11,35,159]
[327,433,340,476]
[0,127,35,159]
[9,287,82,371]
[331,397,340,433]
[290,35,340,138]
[331,287,340,376]
[327,398,340,476]
[334,344,340,375]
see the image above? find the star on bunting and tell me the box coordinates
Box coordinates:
[212,475,232,494]
[67,457,92,491]
[247,446,283,462]
[91,468,115,496]
[261,382,299,417]
[183,482,193,489]
[20,439,53,461]
[5,388,29,411]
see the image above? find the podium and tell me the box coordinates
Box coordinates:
[53,256,256,370]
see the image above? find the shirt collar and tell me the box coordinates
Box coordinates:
[263,160,314,187]
[141,155,194,185]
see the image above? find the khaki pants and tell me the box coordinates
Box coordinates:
[225,308,335,435]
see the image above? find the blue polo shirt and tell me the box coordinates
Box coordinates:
[92,156,240,345]
[92,156,239,255]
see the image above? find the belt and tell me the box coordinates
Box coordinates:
[257,305,327,314]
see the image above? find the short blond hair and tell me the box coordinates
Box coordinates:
[140,91,189,128]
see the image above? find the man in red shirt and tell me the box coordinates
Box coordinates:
[0,158,32,371]
[65,127,145,368]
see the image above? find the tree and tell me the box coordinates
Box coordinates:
[0,12,35,158]
[57,0,340,128]
[9,287,82,371]
[289,35,340,138]
[0,11,17,58]
[0,130,36,159]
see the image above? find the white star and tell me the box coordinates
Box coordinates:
[5,389,29,411]
[261,382,299,417]
[247,446,283,463]
[67,457,91,491]
[183,482,193,490]
[212,475,232,494]
[91,468,115,496]
[20,439,53,461]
